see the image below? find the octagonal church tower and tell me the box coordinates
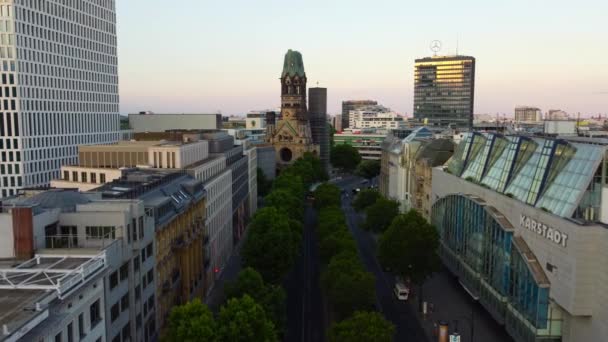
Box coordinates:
[266,49,319,168]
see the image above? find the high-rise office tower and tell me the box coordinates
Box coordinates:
[0,1,120,197]
[341,100,377,129]
[413,55,475,128]
[309,87,329,172]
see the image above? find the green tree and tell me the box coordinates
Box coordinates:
[166,299,216,342]
[322,252,375,320]
[378,210,440,292]
[317,206,347,239]
[272,173,305,198]
[216,295,278,342]
[352,189,381,212]
[313,183,341,209]
[355,160,381,180]
[225,268,287,336]
[331,144,362,171]
[319,228,357,264]
[242,219,299,284]
[225,267,266,300]
[328,311,395,342]
[363,198,400,233]
[265,188,304,221]
[257,168,272,197]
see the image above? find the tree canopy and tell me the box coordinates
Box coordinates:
[242,208,300,284]
[352,189,381,212]
[378,210,440,284]
[363,197,400,233]
[328,311,395,342]
[331,144,362,171]
[225,268,286,336]
[355,160,381,180]
[265,188,304,221]
[313,183,342,209]
[216,295,278,342]
[166,299,216,342]
[322,252,375,320]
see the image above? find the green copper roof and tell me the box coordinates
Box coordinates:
[281,49,305,77]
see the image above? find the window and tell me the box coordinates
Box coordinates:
[72,171,78,181]
[148,295,155,310]
[89,300,101,328]
[63,170,69,180]
[90,173,96,183]
[146,243,153,258]
[121,294,129,312]
[78,313,85,338]
[119,263,129,281]
[122,322,131,341]
[55,332,62,342]
[111,335,120,342]
[81,172,87,182]
[147,270,153,284]
[111,303,119,322]
[135,285,141,302]
[86,226,115,239]
[133,257,140,273]
[110,271,118,290]
[100,173,106,183]
[138,216,144,239]
[67,322,73,342]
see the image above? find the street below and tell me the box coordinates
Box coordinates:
[335,175,513,342]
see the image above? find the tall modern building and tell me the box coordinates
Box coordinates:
[413,55,475,128]
[341,100,377,129]
[309,87,329,172]
[0,1,121,197]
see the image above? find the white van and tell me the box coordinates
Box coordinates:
[394,282,410,301]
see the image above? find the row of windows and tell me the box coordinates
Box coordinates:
[52,299,103,342]
[16,0,116,35]
[21,112,119,137]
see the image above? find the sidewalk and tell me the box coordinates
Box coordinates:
[205,230,248,311]
[405,269,513,342]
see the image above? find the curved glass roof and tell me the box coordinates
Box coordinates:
[447,133,606,219]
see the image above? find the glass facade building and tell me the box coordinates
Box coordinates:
[432,134,608,342]
[413,56,475,128]
[432,194,563,342]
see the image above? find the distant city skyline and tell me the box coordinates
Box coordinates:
[117,0,608,116]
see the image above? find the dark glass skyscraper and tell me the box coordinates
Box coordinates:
[413,55,475,128]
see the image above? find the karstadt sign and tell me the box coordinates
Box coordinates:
[520,215,568,248]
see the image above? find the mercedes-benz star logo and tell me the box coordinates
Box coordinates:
[430,40,442,54]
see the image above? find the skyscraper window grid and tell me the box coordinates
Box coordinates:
[0,0,120,198]
[413,56,475,128]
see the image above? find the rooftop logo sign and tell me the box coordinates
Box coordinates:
[520,215,568,248]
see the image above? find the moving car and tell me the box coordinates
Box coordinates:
[394,282,410,301]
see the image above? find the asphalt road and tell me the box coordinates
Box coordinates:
[285,204,324,342]
[336,176,428,342]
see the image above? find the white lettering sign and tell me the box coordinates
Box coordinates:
[520,215,568,248]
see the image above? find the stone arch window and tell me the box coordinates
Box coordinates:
[296,86,300,95]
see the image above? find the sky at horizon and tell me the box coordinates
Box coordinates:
[116,0,608,117]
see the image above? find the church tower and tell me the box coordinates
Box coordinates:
[266,50,319,168]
